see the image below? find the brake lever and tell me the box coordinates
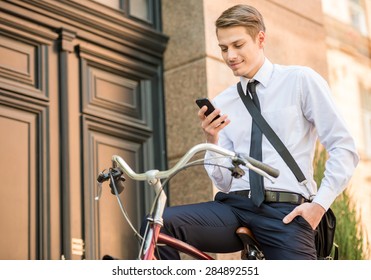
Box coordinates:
[96,169,109,200]
[230,157,277,184]
[97,169,110,183]
[229,158,246,179]
[95,181,103,201]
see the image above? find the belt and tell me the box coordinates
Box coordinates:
[230,190,308,205]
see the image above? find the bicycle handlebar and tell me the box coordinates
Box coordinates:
[112,143,279,181]
[242,155,280,179]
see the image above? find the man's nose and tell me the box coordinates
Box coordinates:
[227,49,237,60]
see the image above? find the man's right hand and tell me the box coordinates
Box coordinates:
[197,105,230,144]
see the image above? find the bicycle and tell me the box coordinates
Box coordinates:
[95,143,279,260]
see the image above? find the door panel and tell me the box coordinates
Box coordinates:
[95,131,142,259]
[0,105,37,260]
[79,41,155,259]
[83,116,152,259]
[0,17,57,259]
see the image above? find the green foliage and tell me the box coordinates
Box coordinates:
[331,192,368,259]
[313,146,369,260]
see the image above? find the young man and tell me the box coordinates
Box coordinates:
[159,4,359,259]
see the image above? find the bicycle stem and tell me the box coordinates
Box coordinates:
[141,174,167,259]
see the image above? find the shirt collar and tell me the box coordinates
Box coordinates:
[240,58,273,94]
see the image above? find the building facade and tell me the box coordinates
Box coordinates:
[0,0,369,260]
[322,0,371,248]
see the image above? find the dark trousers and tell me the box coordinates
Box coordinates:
[147,192,317,260]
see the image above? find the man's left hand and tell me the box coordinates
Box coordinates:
[283,202,326,229]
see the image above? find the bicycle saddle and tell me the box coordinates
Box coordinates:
[236,227,265,260]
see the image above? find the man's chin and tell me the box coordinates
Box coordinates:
[232,69,251,78]
[232,69,241,76]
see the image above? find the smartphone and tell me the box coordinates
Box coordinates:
[195,98,224,124]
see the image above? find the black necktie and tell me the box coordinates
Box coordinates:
[247,81,265,206]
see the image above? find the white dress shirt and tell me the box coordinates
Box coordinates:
[205,58,359,210]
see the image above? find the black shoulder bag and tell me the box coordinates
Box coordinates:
[237,82,337,260]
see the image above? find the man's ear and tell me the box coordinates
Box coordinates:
[257,31,265,48]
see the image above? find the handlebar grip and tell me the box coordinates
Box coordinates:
[243,156,280,178]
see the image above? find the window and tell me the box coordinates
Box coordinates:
[92,0,154,24]
[348,0,368,35]
[129,0,153,22]
[322,0,368,36]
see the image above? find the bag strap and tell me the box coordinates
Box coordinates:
[237,82,308,185]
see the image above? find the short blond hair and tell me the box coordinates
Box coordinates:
[215,4,266,39]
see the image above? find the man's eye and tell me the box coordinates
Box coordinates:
[221,48,227,52]
[235,44,243,48]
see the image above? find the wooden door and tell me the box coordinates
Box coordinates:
[0,0,167,260]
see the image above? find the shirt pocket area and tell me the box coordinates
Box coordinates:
[262,105,300,148]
